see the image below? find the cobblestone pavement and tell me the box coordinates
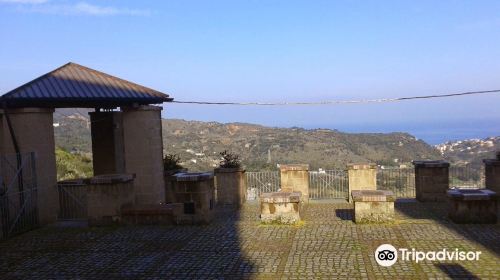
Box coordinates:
[1,201,499,279]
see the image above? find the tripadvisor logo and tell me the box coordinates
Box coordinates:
[374,244,482,267]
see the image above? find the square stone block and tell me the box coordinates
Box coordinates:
[351,190,395,223]
[260,192,301,224]
[413,160,450,202]
[171,172,215,224]
[279,164,309,202]
[447,189,498,224]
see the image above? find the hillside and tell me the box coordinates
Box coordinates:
[436,137,500,169]
[53,109,442,172]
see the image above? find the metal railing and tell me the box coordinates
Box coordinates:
[309,170,348,200]
[449,165,484,189]
[0,152,38,240]
[58,182,87,220]
[377,167,415,198]
[246,164,486,201]
[245,171,280,200]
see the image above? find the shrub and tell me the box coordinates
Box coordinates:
[163,154,183,171]
[218,150,241,168]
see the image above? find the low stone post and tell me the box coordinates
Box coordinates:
[484,154,500,194]
[214,167,246,207]
[413,160,450,202]
[279,164,310,202]
[347,164,377,203]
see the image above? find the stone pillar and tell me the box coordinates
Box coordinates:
[214,167,246,207]
[347,163,377,202]
[122,105,165,205]
[0,108,58,225]
[413,160,450,202]
[89,111,125,175]
[484,157,500,194]
[279,164,309,202]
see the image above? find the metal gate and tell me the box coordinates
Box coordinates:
[377,168,415,198]
[0,152,38,240]
[246,170,349,200]
[309,169,349,200]
[58,181,87,220]
[245,171,280,200]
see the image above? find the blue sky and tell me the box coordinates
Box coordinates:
[0,0,499,144]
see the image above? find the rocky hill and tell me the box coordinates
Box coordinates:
[53,109,443,172]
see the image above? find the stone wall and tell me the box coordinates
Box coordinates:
[122,106,165,205]
[280,164,309,202]
[413,160,449,202]
[0,108,58,225]
[86,174,135,226]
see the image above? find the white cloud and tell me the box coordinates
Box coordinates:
[0,0,48,3]
[71,2,150,16]
[15,1,151,16]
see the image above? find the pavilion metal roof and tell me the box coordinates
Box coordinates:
[0,62,173,108]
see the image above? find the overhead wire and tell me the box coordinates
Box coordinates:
[169,89,500,106]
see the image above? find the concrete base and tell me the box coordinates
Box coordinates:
[352,190,395,223]
[260,192,301,224]
[447,189,498,224]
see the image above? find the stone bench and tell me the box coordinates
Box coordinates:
[351,190,395,223]
[260,192,301,224]
[447,188,498,224]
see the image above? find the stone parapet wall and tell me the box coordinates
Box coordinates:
[85,174,135,226]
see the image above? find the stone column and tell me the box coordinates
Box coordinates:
[347,163,377,202]
[413,160,450,202]
[122,105,165,205]
[484,156,500,194]
[0,108,58,225]
[279,164,309,202]
[89,111,125,175]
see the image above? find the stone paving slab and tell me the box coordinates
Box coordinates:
[0,201,499,279]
